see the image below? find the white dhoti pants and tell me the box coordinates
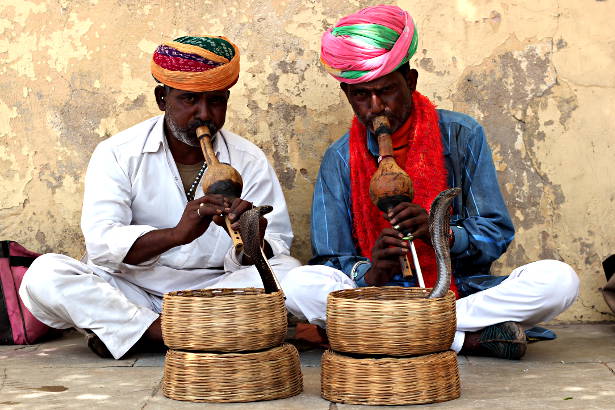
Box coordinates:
[19,253,302,359]
[282,259,580,353]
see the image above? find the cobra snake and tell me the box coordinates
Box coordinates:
[238,205,282,295]
[427,187,461,299]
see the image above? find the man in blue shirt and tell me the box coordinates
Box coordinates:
[283,5,579,360]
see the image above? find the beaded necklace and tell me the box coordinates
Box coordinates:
[185,162,208,201]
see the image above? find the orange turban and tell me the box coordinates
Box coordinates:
[151,35,240,91]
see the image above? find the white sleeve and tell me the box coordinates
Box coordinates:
[81,143,158,270]
[235,150,293,258]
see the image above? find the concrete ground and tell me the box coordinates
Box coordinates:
[0,324,614,409]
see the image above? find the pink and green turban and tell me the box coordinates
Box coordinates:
[320,5,418,84]
[151,35,240,91]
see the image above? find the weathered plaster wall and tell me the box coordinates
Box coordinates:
[1,0,613,322]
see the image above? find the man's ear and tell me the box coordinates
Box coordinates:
[154,85,166,111]
[407,69,418,93]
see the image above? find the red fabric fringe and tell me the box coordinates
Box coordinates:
[349,91,458,296]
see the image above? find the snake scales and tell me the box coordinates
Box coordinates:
[238,205,282,294]
[427,187,461,299]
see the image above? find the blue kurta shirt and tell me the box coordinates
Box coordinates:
[309,109,515,294]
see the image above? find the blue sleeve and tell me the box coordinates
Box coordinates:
[449,123,515,274]
[309,139,372,286]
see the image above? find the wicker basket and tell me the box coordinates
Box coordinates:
[163,343,303,402]
[321,349,460,405]
[326,287,456,356]
[162,288,286,352]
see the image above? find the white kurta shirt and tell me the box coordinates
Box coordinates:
[80,115,293,295]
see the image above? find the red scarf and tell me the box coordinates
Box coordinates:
[349,91,458,296]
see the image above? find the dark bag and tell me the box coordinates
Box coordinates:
[602,255,615,314]
[0,241,54,344]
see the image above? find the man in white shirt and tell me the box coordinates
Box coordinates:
[19,35,301,359]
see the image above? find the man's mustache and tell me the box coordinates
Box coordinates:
[187,120,217,136]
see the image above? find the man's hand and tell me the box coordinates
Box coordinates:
[173,194,229,245]
[386,202,430,242]
[364,228,409,286]
[123,194,227,266]
[213,198,273,262]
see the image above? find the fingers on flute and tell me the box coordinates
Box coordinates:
[379,230,409,248]
[196,197,226,214]
[383,246,408,257]
[381,228,404,238]
[228,199,253,222]
[195,203,221,218]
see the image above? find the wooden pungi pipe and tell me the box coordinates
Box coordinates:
[368,116,419,281]
[196,125,244,253]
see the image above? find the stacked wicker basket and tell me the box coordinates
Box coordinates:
[161,288,303,402]
[321,286,461,405]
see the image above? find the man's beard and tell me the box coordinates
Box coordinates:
[165,115,217,147]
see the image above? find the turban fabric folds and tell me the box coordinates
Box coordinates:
[320,5,418,84]
[151,36,240,91]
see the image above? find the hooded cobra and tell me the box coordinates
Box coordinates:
[238,205,283,295]
[427,187,461,299]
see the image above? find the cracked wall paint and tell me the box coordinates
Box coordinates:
[1,0,613,322]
